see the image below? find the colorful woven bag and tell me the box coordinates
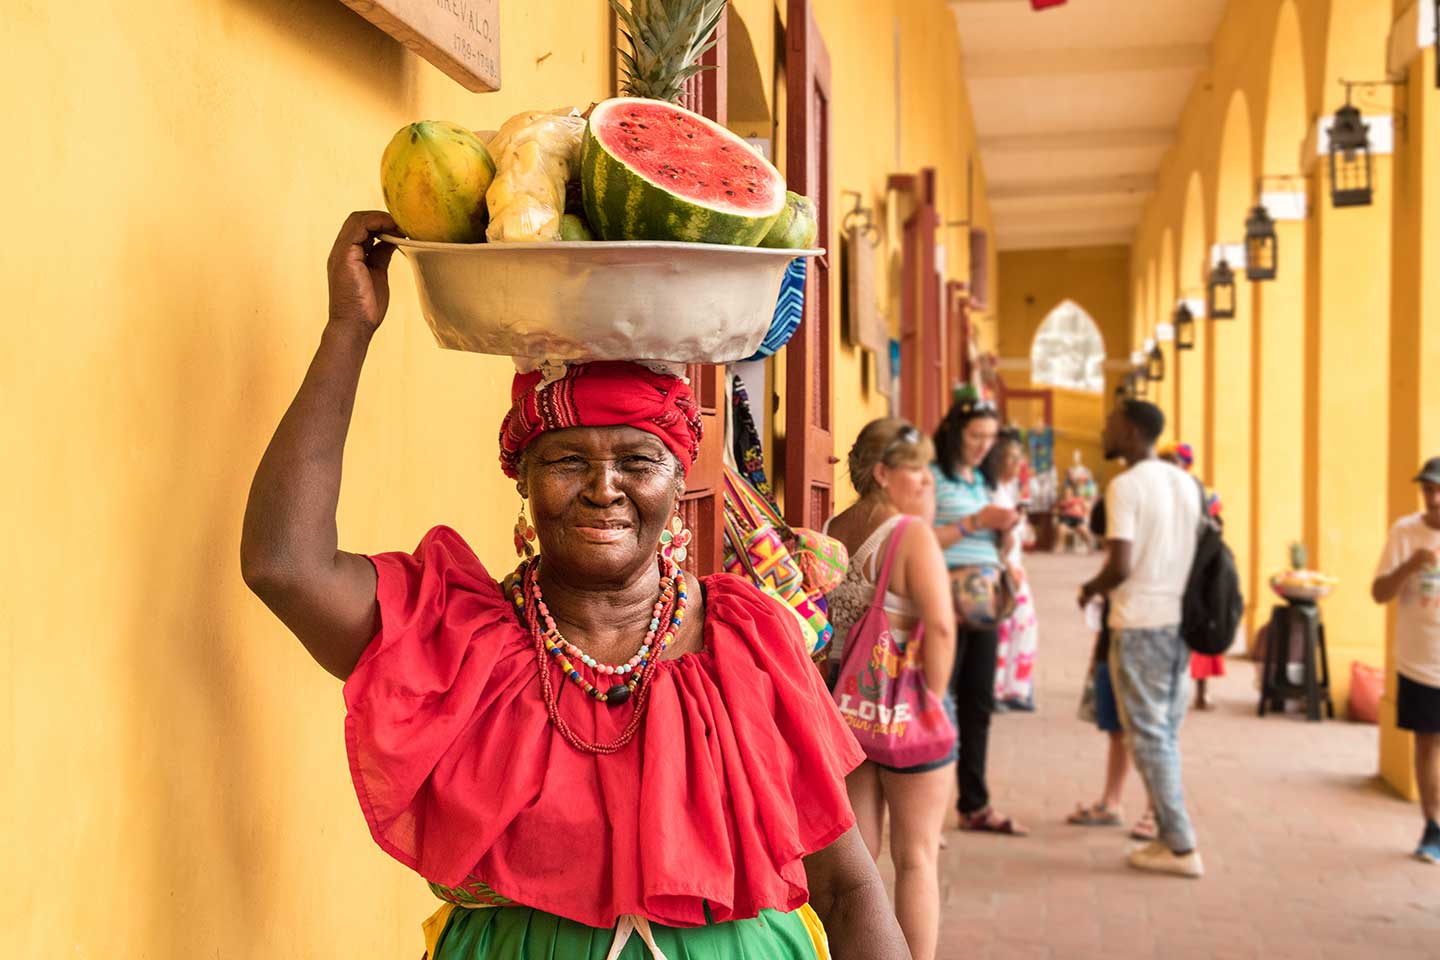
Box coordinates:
[722,466,849,598]
[722,507,825,656]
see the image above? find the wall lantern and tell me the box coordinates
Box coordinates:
[1174,303,1196,351]
[1328,89,1373,208]
[1146,343,1165,382]
[1131,367,1149,399]
[1244,203,1278,281]
[1208,259,1237,319]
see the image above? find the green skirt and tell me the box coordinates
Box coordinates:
[425,902,828,960]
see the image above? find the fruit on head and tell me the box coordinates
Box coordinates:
[760,191,819,249]
[581,97,786,245]
[381,121,496,243]
[1289,541,1308,572]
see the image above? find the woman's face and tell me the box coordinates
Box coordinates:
[961,416,999,469]
[520,426,682,582]
[876,462,935,521]
[997,442,1024,482]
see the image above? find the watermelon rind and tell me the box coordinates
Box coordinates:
[582,98,785,246]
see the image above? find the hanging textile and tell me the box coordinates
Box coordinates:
[731,375,776,502]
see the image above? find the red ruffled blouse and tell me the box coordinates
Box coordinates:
[344,526,865,929]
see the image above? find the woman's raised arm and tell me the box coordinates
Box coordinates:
[240,211,398,680]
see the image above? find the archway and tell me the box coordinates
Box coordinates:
[1249,0,1310,643]
[1030,299,1106,394]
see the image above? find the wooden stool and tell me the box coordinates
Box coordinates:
[1258,601,1335,722]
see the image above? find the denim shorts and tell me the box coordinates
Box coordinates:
[874,693,959,774]
[1093,661,1123,733]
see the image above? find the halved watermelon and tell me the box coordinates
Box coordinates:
[581,97,786,245]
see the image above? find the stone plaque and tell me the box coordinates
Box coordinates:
[340,0,500,92]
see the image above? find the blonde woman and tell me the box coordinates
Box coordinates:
[825,419,957,960]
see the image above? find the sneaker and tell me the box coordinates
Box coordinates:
[1127,841,1204,878]
[1004,697,1036,713]
[1417,822,1440,862]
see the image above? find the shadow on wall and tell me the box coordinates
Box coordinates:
[224,0,419,114]
[114,210,277,957]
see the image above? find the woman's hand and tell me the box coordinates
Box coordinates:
[974,504,1019,531]
[327,211,400,333]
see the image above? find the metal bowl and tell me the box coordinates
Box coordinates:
[384,236,823,364]
[1270,577,1336,602]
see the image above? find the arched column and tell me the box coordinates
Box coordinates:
[1301,0,1395,722]
[1175,174,1208,470]
[1208,91,1255,620]
[1381,4,1440,798]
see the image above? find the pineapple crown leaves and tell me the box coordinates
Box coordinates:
[610,0,727,103]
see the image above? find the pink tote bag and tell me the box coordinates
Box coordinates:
[831,517,956,768]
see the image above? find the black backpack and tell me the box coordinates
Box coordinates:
[1180,478,1244,655]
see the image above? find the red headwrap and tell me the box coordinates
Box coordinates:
[499,361,704,479]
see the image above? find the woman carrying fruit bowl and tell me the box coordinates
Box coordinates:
[239,213,908,960]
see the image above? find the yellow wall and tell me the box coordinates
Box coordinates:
[1128,0,1412,721]
[996,245,1131,485]
[807,0,998,509]
[1381,38,1440,798]
[1,1,999,954]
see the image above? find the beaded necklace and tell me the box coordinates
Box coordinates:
[508,557,688,755]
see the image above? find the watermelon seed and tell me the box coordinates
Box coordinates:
[726,190,736,196]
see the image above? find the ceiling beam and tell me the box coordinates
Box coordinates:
[980,127,1176,154]
[964,43,1210,79]
[988,174,1156,201]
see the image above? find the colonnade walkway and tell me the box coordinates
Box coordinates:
[879,552,1436,959]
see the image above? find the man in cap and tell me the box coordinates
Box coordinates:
[1372,457,1440,863]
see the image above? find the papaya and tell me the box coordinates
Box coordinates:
[380,121,496,243]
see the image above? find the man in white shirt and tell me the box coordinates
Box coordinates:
[1371,457,1440,863]
[1080,400,1203,878]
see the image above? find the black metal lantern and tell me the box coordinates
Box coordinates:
[1174,302,1196,351]
[1208,259,1237,319]
[1244,204,1278,281]
[1146,343,1165,382]
[1328,101,1373,207]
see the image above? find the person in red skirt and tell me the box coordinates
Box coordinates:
[1159,444,1225,709]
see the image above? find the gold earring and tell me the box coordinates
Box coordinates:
[514,501,537,560]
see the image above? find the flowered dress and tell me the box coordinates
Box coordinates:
[345,527,864,959]
[994,482,1039,702]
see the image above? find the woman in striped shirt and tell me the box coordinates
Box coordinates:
[930,394,1026,835]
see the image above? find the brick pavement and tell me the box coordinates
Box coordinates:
[875,552,1439,959]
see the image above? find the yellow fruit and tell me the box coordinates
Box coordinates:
[380,121,496,243]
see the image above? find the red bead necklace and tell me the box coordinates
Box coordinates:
[509,557,688,755]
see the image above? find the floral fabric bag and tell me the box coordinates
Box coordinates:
[831,517,956,768]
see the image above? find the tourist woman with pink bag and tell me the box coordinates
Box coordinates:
[825,419,958,960]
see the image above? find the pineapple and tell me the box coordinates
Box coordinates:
[1289,541,1308,572]
[610,0,727,103]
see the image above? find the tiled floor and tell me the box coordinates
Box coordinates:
[877,551,1438,959]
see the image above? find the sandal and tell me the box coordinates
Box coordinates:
[958,807,1029,836]
[1130,809,1158,842]
[1067,802,1123,827]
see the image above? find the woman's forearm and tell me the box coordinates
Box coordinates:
[241,321,372,585]
[824,880,910,960]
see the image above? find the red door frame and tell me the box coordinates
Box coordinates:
[784,0,835,529]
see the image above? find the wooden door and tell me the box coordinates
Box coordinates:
[893,169,943,432]
[611,14,729,575]
[784,0,835,529]
[946,279,968,400]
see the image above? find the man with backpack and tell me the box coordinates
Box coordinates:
[1079,400,1207,878]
